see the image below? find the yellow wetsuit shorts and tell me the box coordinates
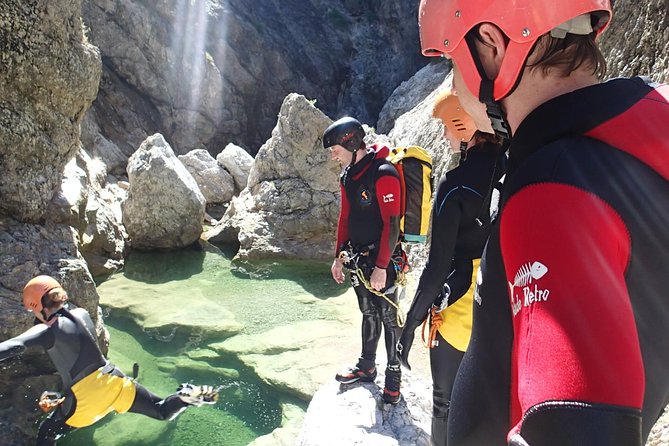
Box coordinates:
[65,368,137,428]
[436,258,480,352]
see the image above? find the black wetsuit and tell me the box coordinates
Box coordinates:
[337,145,402,369]
[0,306,191,445]
[403,142,504,446]
[448,77,669,446]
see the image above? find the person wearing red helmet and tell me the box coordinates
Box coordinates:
[0,275,219,445]
[397,90,505,446]
[323,117,404,404]
[419,1,669,445]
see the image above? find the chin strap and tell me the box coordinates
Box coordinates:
[464,31,514,141]
[484,99,512,140]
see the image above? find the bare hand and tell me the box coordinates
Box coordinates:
[331,258,345,284]
[370,267,387,291]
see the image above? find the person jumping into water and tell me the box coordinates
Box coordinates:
[0,275,219,445]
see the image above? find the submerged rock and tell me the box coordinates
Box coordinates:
[250,401,306,446]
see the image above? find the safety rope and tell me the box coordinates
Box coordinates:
[353,267,406,328]
[339,247,407,328]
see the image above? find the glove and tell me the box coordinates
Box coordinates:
[397,328,415,370]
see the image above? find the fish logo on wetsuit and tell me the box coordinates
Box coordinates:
[508,261,549,316]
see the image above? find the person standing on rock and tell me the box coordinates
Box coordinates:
[0,275,219,445]
[324,117,403,405]
[419,0,669,444]
[397,90,505,446]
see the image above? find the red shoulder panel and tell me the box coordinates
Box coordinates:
[500,183,643,430]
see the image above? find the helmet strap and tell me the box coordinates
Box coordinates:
[350,150,357,166]
[459,141,469,161]
[464,31,513,141]
[484,99,512,140]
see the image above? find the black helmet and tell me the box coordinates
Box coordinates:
[322,117,365,152]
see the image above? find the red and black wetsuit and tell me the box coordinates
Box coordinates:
[337,144,402,368]
[448,77,669,446]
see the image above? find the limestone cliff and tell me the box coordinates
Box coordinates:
[81,0,428,156]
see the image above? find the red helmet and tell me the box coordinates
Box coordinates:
[419,0,612,101]
[432,90,476,143]
[23,275,62,312]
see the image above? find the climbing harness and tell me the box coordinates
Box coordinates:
[338,243,408,327]
[421,283,450,348]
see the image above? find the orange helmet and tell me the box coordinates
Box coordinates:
[432,90,476,143]
[23,275,62,312]
[419,0,612,101]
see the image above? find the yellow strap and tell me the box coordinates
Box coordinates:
[388,146,433,166]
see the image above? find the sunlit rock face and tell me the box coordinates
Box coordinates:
[123,134,206,250]
[205,94,339,259]
[599,0,669,82]
[80,0,427,158]
[178,149,235,205]
[0,6,107,440]
[297,378,432,446]
[217,143,254,192]
[0,0,101,223]
[47,149,128,277]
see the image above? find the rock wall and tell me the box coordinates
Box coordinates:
[81,0,428,156]
[0,1,104,442]
[0,0,101,223]
[600,0,669,82]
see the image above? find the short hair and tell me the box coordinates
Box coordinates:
[472,130,504,147]
[41,288,69,310]
[528,32,607,80]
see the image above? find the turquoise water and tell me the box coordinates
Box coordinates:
[59,244,344,445]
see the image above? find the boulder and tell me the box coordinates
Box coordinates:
[205,94,340,260]
[179,149,235,204]
[297,378,432,446]
[122,134,206,250]
[216,143,255,192]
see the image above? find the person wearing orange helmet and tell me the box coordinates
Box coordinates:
[0,275,218,445]
[419,1,669,445]
[397,90,505,446]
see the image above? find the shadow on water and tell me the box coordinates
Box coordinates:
[63,244,346,445]
[121,244,206,284]
[230,257,348,299]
